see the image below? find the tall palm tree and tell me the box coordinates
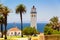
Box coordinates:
[16,4,26,37]
[0,4,4,38]
[2,6,10,39]
[0,4,10,39]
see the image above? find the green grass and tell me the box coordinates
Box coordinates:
[0,36,28,40]
[0,38,4,40]
[0,35,38,40]
[7,35,28,39]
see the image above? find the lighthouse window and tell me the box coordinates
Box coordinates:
[32,15,33,17]
[34,15,36,17]
[31,15,36,17]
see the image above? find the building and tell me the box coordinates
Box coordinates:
[0,32,1,37]
[7,27,21,36]
[30,6,37,29]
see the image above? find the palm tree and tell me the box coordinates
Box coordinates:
[50,16,59,29]
[0,4,4,38]
[0,4,10,39]
[16,4,26,37]
[2,6,10,39]
[50,16,58,24]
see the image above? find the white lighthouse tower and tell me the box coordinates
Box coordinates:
[30,6,37,29]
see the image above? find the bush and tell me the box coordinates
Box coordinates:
[23,27,38,36]
[44,25,60,35]
[44,26,53,35]
[52,30,60,34]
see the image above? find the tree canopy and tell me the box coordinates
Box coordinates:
[16,4,26,14]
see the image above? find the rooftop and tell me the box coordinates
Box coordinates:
[8,27,21,31]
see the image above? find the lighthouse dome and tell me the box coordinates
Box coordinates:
[31,6,36,13]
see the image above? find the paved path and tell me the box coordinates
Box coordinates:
[38,33,45,40]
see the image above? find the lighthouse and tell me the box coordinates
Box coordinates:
[30,6,37,29]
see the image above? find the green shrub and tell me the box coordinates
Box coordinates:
[23,27,38,35]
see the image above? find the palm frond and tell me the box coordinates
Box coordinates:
[2,6,10,16]
[16,4,26,14]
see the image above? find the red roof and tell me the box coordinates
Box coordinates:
[8,27,21,31]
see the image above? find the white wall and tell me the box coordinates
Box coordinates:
[7,31,21,36]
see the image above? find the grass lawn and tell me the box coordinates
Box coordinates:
[7,35,28,39]
[0,36,28,40]
[0,35,38,40]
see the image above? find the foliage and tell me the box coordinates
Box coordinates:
[44,25,60,35]
[50,16,58,23]
[16,4,26,13]
[50,16,58,26]
[0,4,10,16]
[52,30,60,34]
[23,27,38,35]
[3,6,10,16]
[0,16,4,24]
[44,26,53,35]
[44,16,60,35]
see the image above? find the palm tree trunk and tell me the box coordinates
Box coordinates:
[0,18,3,38]
[20,12,23,37]
[4,16,7,39]
[1,23,3,38]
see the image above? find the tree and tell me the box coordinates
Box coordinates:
[0,4,4,38]
[44,16,60,35]
[16,4,26,37]
[3,6,10,39]
[50,16,58,23]
[50,16,58,28]
[23,27,38,36]
[0,4,10,39]
[44,26,60,35]
[44,25,53,35]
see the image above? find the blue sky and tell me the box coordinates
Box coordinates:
[1,0,60,23]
